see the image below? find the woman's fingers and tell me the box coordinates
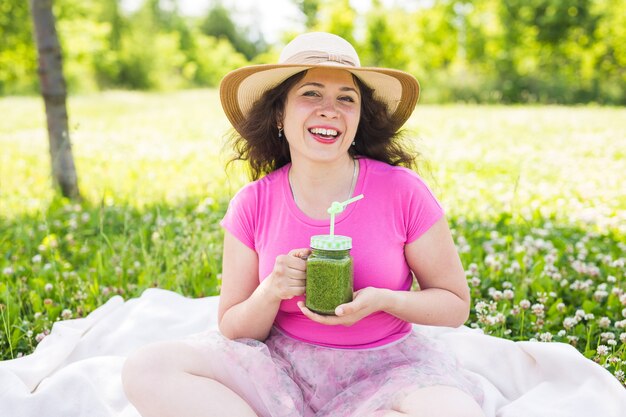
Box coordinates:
[269,248,311,299]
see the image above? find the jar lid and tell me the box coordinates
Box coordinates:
[310,235,352,250]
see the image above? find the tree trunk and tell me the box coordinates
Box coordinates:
[29,0,80,200]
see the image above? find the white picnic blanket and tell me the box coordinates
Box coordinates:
[1,288,624,417]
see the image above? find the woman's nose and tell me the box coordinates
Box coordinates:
[317,98,338,118]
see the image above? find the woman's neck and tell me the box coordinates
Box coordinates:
[288,156,358,219]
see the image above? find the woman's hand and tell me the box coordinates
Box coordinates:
[262,248,311,302]
[297,287,388,326]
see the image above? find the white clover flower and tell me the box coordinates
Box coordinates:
[607,340,617,346]
[35,333,47,343]
[531,303,545,317]
[600,332,615,341]
[620,294,626,306]
[596,345,609,356]
[539,332,553,342]
[44,283,53,292]
[491,290,503,301]
[598,317,611,328]
[563,317,577,330]
[558,330,566,337]
[503,289,515,300]
[620,333,626,344]
[556,302,566,312]
[615,370,625,382]
[470,277,481,287]
[61,309,72,320]
[612,259,625,268]
[519,299,531,310]
[475,301,490,315]
[32,254,42,263]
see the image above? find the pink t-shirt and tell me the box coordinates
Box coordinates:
[221,157,444,349]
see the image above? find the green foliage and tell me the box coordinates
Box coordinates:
[1,0,624,102]
[0,0,37,94]
[314,0,356,44]
[294,0,321,29]
[361,1,408,69]
[199,4,264,61]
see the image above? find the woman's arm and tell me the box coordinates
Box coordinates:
[218,230,310,341]
[298,217,470,328]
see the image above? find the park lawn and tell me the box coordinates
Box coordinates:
[0,90,625,384]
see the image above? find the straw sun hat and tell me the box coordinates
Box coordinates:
[219,32,420,134]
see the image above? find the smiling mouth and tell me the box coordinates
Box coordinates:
[308,127,341,140]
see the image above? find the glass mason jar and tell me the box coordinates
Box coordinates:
[305,235,353,315]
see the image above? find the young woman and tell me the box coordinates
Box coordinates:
[122,32,485,417]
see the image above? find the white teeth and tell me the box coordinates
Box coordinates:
[310,128,338,136]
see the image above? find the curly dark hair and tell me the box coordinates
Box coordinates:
[226,70,419,180]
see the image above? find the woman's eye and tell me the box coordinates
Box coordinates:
[339,96,355,103]
[303,91,320,97]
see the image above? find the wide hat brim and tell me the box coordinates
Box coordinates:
[220,63,420,135]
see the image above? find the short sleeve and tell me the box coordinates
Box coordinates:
[402,171,445,244]
[220,184,257,251]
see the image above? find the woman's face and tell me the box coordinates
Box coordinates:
[282,68,361,164]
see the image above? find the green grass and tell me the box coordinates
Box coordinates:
[0,91,624,385]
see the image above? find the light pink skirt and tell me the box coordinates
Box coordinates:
[185,327,483,417]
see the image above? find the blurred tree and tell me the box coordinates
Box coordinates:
[200,3,262,60]
[29,0,80,199]
[314,0,356,44]
[362,0,409,69]
[293,0,320,29]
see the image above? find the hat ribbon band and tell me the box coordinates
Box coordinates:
[282,50,358,67]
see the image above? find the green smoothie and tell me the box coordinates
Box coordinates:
[305,235,353,315]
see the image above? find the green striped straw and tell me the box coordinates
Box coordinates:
[327,194,364,236]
